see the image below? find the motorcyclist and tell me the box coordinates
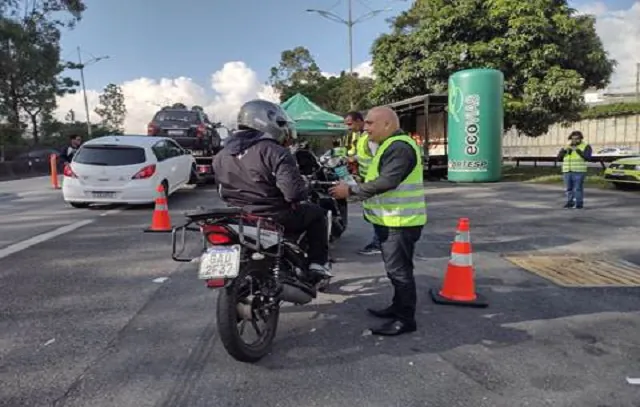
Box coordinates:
[212,99,332,279]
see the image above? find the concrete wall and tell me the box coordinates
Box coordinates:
[503,114,640,157]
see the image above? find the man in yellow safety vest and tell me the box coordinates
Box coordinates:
[330,106,426,336]
[557,130,592,209]
[344,111,364,157]
[344,111,381,255]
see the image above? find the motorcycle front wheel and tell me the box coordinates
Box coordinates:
[216,267,280,363]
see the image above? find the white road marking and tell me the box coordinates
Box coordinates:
[0,219,94,260]
[0,208,123,260]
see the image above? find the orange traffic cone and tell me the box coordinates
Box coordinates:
[430,218,488,307]
[144,184,172,233]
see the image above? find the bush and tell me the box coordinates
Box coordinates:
[581,102,640,120]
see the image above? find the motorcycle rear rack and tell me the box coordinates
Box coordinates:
[171,214,284,263]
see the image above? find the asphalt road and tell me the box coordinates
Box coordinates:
[1,178,640,407]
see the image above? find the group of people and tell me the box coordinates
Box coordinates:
[213,100,427,336]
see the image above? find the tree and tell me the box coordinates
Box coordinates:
[0,13,79,143]
[370,0,616,137]
[94,83,127,134]
[269,46,375,115]
[0,0,85,145]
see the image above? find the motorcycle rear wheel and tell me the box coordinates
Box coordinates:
[216,267,280,363]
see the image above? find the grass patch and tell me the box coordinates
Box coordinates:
[502,165,610,188]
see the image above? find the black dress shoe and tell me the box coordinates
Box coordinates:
[370,319,417,336]
[367,306,396,319]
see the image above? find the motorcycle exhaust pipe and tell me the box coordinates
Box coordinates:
[280,281,314,305]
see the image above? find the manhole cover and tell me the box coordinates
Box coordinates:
[503,254,640,287]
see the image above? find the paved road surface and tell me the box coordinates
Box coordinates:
[1,180,640,407]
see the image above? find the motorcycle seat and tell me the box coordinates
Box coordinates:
[184,206,244,221]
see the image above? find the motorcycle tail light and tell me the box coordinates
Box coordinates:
[202,224,231,244]
[206,279,225,288]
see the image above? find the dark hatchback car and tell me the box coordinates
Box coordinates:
[147,107,221,156]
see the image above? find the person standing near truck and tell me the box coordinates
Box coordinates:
[557,130,592,209]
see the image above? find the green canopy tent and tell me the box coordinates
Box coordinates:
[281,93,347,136]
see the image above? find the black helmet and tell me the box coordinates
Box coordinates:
[237,99,297,144]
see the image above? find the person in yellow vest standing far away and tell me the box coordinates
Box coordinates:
[330,106,426,336]
[344,111,382,255]
[557,130,592,209]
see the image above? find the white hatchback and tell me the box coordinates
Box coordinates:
[62,135,196,208]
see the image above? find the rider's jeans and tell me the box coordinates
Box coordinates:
[273,203,329,265]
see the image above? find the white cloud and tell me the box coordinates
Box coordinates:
[577,1,640,91]
[55,61,279,134]
[321,60,374,79]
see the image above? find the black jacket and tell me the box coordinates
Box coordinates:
[212,130,308,215]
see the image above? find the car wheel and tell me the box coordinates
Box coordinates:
[187,164,198,184]
[69,202,90,209]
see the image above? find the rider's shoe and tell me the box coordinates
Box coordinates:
[309,262,333,279]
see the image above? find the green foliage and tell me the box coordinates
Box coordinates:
[581,102,640,120]
[0,0,85,147]
[269,46,374,115]
[94,83,127,134]
[370,0,616,137]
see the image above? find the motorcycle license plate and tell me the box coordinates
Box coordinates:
[198,244,241,280]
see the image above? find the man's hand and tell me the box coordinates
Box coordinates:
[329,181,350,199]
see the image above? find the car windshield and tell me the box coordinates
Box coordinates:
[73,145,146,166]
[154,110,199,123]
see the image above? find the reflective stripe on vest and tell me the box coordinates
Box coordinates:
[363,134,427,227]
[562,142,588,173]
[356,133,373,178]
[347,131,360,156]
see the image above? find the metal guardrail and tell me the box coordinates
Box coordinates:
[503,155,633,169]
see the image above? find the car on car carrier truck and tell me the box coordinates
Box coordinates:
[388,93,448,178]
[147,105,222,183]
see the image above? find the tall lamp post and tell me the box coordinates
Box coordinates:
[306,0,390,108]
[76,46,109,137]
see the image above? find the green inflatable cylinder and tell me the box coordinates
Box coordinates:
[447,68,504,182]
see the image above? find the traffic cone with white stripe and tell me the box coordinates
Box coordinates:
[144,184,172,233]
[430,218,488,307]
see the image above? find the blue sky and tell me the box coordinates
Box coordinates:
[55,0,638,131]
[59,0,411,90]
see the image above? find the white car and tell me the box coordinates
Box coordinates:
[62,135,196,208]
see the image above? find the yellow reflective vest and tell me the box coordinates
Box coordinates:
[363,134,427,227]
[562,142,588,173]
[346,131,360,156]
[355,133,374,178]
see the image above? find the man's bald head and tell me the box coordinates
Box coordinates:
[364,106,400,143]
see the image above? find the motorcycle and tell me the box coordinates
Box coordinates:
[292,146,355,240]
[170,149,356,363]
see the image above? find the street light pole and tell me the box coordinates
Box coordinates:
[307,0,390,109]
[76,46,109,138]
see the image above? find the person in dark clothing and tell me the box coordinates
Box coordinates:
[60,134,82,163]
[330,106,426,336]
[212,99,332,279]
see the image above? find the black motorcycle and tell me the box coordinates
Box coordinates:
[292,146,353,240]
[170,159,354,363]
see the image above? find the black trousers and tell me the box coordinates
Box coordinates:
[273,203,329,265]
[374,225,423,323]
